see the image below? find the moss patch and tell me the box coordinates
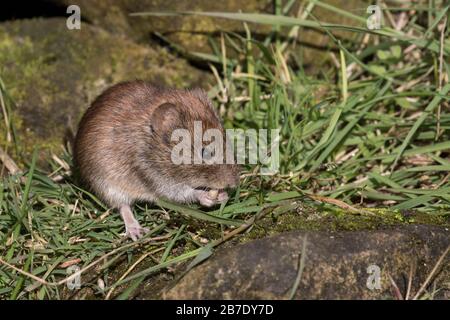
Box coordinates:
[239,204,449,243]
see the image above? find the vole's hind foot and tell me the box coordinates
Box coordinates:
[125,223,149,242]
[119,204,148,241]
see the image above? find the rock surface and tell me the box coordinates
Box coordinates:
[163,224,449,299]
[48,0,364,65]
[48,0,273,50]
[0,18,208,159]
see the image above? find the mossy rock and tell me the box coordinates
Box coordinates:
[58,203,449,299]
[131,204,448,299]
[162,224,450,299]
[47,0,368,67]
[239,205,449,241]
[0,18,209,163]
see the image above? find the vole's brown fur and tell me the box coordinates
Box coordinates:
[74,80,240,240]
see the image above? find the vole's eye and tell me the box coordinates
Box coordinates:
[202,147,214,160]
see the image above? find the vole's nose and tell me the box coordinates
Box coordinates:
[219,164,240,189]
[225,174,240,189]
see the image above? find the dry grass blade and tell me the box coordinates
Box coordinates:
[0,146,20,175]
[288,235,308,300]
[413,245,450,300]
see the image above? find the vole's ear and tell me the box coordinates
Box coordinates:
[149,103,181,134]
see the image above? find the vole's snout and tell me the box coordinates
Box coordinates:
[226,174,240,189]
[222,165,241,189]
[201,165,240,192]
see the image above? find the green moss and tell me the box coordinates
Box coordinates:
[239,204,449,243]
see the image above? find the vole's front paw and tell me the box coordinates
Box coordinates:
[125,222,149,241]
[217,190,229,202]
[196,190,228,207]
